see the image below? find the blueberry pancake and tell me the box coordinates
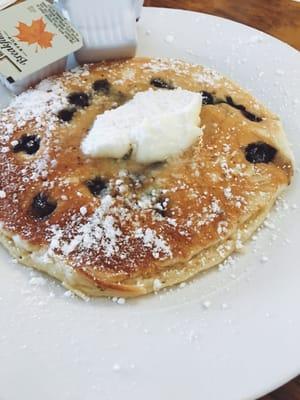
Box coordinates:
[0,58,293,297]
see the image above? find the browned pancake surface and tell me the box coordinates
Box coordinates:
[0,58,293,294]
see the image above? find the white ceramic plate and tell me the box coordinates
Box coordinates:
[0,8,299,400]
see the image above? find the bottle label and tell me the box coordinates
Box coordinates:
[0,0,82,83]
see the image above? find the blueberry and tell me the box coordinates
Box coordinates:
[150,78,175,90]
[86,177,107,196]
[225,96,262,122]
[31,193,57,219]
[241,110,263,123]
[68,92,90,108]
[225,96,236,107]
[245,142,277,164]
[201,91,215,105]
[154,197,169,217]
[13,135,40,155]
[92,79,111,94]
[122,147,133,160]
[57,108,76,122]
[226,96,247,112]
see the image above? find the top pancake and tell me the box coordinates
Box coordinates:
[0,58,293,296]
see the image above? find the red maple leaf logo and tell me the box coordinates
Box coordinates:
[15,18,54,51]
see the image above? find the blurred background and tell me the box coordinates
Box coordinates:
[145,1,300,399]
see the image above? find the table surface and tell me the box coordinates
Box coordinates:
[144,1,300,399]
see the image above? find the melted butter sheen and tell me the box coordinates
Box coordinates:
[81,88,203,164]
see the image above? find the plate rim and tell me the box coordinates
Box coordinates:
[0,6,299,400]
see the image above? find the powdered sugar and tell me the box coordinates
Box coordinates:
[47,191,173,263]
[217,221,229,236]
[193,67,222,86]
[114,68,136,85]
[50,195,122,258]
[29,276,47,287]
[80,207,87,216]
[165,34,175,43]
[142,58,222,88]
[4,79,67,135]
[135,228,172,260]
[223,187,233,200]
[153,279,163,291]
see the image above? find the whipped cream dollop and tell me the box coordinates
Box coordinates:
[81,88,203,164]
